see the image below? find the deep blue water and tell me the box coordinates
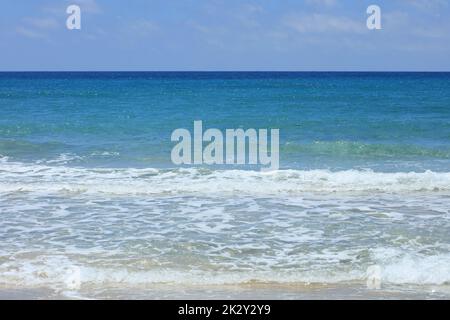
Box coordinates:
[1,72,450,171]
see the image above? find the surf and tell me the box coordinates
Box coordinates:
[1,157,450,195]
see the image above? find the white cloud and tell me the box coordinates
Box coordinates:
[383,11,410,30]
[70,0,101,14]
[413,26,449,39]
[233,3,265,28]
[305,0,338,7]
[43,0,101,15]
[284,13,364,34]
[187,21,228,35]
[405,0,448,10]
[16,26,47,39]
[383,11,450,39]
[242,3,264,14]
[130,20,159,35]
[23,18,59,30]
[16,17,59,39]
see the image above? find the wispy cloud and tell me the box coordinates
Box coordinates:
[242,3,264,14]
[16,26,47,39]
[235,3,265,28]
[405,0,449,10]
[43,0,102,15]
[383,11,450,40]
[383,11,410,30]
[284,13,364,34]
[23,17,59,29]
[16,0,101,40]
[16,17,59,39]
[413,26,449,39]
[305,0,338,7]
[128,19,160,37]
[187,20,226,35]
[70,0,101,14]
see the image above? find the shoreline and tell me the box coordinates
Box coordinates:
[1,283,449,300]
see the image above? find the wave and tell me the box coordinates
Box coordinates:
[1,156,450,195]
[1,252,449,290]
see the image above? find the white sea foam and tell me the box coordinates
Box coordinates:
[1,157,449,297]
[371,248,450,286]
[1,252,449,290]
[1,158,450,195]
[37,153,83,165]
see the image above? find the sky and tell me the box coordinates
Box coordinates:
[0,0,449,71]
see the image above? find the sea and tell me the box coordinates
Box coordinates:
[0,72,449,299]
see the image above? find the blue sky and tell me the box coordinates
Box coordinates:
[1,0,449,71]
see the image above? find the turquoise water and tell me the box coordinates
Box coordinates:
[1,72,450,170]
[1,72,449,298]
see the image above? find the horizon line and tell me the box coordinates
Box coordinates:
[1,70,450,73]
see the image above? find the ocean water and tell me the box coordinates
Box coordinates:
[0,72,450,299]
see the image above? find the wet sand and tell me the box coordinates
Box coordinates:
[1,282,449,300]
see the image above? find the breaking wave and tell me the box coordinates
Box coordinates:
[1,156,450,195]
